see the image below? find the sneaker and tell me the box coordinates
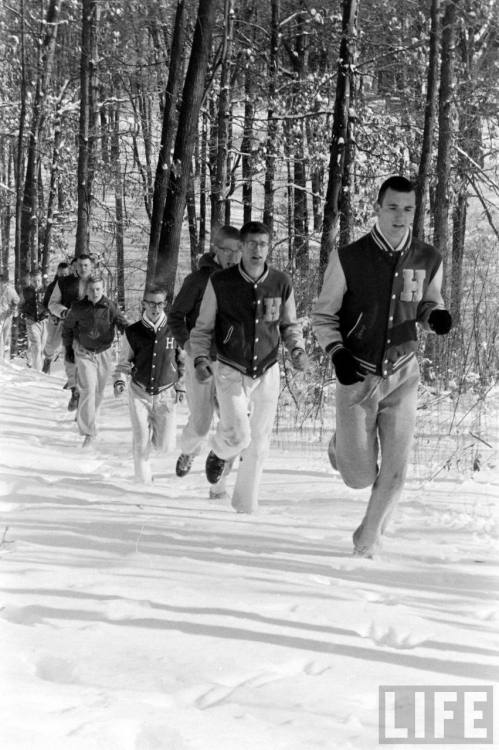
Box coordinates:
[67,388,79,412]
[82,435,95,449]
[42,357,51,374]
[205,451,225,484]
[176,453,194,477]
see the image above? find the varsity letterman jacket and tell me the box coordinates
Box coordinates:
[114,313,183,395]
[168,253,221,353]
[312,226,446,378]
[189,262,304,379]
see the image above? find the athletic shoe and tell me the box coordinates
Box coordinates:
[176,453,194,477]
[42,357,51,374]
[67,387,79,412]
[205,451,225,484]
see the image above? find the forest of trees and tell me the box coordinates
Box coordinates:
[0,0,497,387]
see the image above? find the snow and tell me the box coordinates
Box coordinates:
[0,360,498,750]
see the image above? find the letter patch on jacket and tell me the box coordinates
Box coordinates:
[263,297,281,321]
[400,269,426,302]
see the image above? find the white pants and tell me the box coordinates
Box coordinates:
[43,315,63,361]
[0,315,13,360]
[332,356,420,552]
[212,362,280,514]
[26,319,47,370]
[180,354,217,455]
[75,343,113,437]
[129,381,177,484]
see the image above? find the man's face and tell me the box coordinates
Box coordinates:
[241,233,270,276]
[143,292,166,323]
[31,274,43,290]
[375,188,416,246]
[87,281,104,304]
[58,267,69,278]
[214,237,242,270]
[76,258,93,279]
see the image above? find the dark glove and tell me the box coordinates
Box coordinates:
[113,380,126,398]
[291,348,308,372]
[429,309,452,335]
[194,357,213,383]
[332,347,365,385]
[65,346,75,364]
[175,378,186,403]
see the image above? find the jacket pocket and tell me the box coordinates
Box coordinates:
[222,325,234,344]
[346,312,364,340]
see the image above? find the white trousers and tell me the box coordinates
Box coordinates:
[75,344,113,437]
[212,362,280,514]
[0,315,13,360]
[26,319,47,370]
[180,354,217,455]
[43,315,63,361]
[128,381,177,484]
[332,356,420,552]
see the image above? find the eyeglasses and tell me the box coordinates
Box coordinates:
[215,245,241,256]
[143,300,164,308]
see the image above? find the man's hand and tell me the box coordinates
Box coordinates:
[429,309,452,335]
[194,357,213,383]
[291,348,308,371]
[60,308,68,319]
[65,346,75,364]
[332,347,365,385]
[113,380,126,398]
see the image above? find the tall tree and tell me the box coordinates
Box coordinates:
[75,0,100,256]
[262,0,280,238]
[154,0,218,301]
[147,0,187,284]
[319,0,359,276]
[414,0,441,240]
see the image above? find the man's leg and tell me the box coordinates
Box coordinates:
[128,382,153,484]
[231,364,280,514]
[211,363,252,460]
[333,376,381,489]
[75,349,98,437]
[353,357,420,554]
[0,316,12,360]
[151,387,177,455]
[94,348,113,413]
[43,316,62,370]
[180,354,216,456]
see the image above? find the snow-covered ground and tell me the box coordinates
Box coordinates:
[0,360,498,750]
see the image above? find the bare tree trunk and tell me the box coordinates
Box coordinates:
[450,192,466,326]
[241,64,254,224]
[147,0,187,283]
[319,0,359,278]
[186,166,198,270]
[0,140,14,276]
[20,0,62,276]
[75,0,99,256]
[211,0,235,230]
[414,0,441,240]
[42,82,68,278]
[155,0,218,302]
[111,104,125,309]
[198,111,208,254]
[433,0,457,280]
[263,0,280,236]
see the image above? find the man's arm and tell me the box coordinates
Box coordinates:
[168,274,198,348]
[417,262,446,329]
[279,289,305,354]
[48,280,67,318]
[112,302,129,333]
[62,304,76,348]
[188,279,218,362]
[113,332,134,381]
[311,246,347,354]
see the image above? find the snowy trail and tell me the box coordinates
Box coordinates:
[0,361,498,750]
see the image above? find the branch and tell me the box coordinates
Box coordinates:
[469,176,499,244]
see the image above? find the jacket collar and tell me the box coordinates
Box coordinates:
[142,311,166,332]
[238,261,269,285]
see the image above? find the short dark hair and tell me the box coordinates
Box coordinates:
[377,176,416,205]
[86,274,104,285]
[143,284,166,298]
[240,221,270,241]
[30,269,42,277]
[57,262,69,270]
[77,254,92,263]
[212,225,241,244]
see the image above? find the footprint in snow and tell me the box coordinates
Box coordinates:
[357,622,428,649]
[36,655,78,685]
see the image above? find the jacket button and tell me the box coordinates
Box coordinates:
[153,353,157,357]
[255,318,259,323]
[255,338,259,342]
